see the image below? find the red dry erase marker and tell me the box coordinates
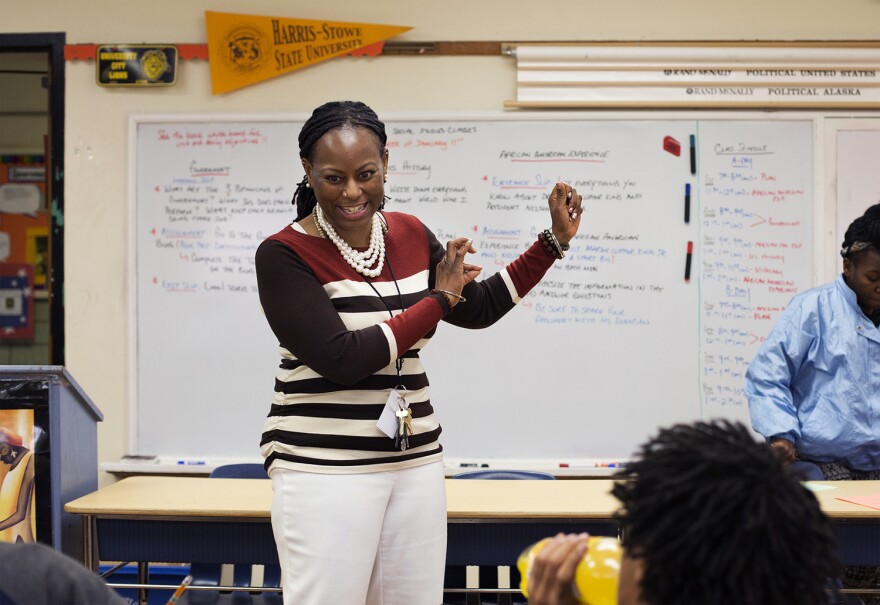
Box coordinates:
[685,241,693,281]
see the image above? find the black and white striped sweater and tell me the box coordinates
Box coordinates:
[256,210,555,473]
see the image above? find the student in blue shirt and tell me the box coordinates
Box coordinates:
[745,202,880,478]
[746,202,880,599]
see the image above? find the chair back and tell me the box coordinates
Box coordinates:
[788,460,825,482]
[451,469,555,480]
[447,469,554,604]
[209,463,268,479]
[182,462,278,604]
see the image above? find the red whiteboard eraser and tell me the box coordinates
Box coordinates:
[663,135,681,156]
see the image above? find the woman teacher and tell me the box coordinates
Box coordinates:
[255,100,583,605]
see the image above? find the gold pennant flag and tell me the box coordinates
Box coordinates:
[205,11,411,94]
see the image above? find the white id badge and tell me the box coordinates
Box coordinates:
[377,389,407,438]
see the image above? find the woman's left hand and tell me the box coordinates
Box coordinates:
[547,182,583,248]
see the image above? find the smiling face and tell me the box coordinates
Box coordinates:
[302,126,388,247]
[843,247,880,316]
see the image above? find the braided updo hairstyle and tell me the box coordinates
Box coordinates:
[292,101,388,221]
[611,420,840,605]
[841,202,880,260]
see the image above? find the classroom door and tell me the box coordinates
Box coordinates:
[0,33,65,364]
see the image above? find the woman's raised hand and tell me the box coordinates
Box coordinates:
[434,237,482,308]
[548,181,583,248]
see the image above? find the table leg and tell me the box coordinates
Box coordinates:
[137,562,149,605]
[82,515,97,571]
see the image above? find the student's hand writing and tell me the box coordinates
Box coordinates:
[547,182,583,248]
[527,533,587,605]
[434,237,481,308]
[770,438,796,463]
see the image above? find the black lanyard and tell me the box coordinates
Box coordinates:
[363,251,406,389]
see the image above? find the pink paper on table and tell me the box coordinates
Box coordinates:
[836,494,880,511]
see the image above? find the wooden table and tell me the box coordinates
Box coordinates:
[65,476,620,567]
[65,475,623,521]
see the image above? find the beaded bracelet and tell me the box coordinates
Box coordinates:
[538,230,557,258]
[431,289,467,303]
[539,229,566,259]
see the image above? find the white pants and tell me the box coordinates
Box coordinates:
[270,461,447,605]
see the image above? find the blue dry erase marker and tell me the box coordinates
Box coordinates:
[177,460,206,465]
[684,183,691,224]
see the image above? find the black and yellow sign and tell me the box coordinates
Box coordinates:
[96,45,178,87]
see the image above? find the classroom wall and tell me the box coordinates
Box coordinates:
[5,0,880,485]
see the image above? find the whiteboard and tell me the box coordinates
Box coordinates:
[132,114,813,465]
[836,125,880,246]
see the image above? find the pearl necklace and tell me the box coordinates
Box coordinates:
[314,205,385,277]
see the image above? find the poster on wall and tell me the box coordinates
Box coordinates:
[25,228,48,289]
[0,161,49,293]
[0,264,34,340]
[0,409,36,543]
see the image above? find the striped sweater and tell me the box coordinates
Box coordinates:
[256,211,555,473]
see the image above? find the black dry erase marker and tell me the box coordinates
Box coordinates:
[689,135,696,175]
